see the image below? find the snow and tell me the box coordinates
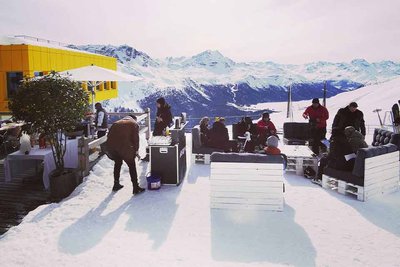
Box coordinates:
[246,76,400,136]
[1,79,400,266]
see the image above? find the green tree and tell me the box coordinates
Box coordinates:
[9,72,89,175]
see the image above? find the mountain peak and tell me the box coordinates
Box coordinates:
[183,50,235,70]
[68,44,159,67]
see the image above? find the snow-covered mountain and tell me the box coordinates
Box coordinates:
[68,44,400,123]
[67,44,159,67]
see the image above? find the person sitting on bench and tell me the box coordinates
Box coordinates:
[208,117,239,152]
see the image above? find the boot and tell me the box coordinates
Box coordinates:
[133,187,145,195]
[112,183,124,192]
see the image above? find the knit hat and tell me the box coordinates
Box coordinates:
[349,102,358,108]
[156,97,166,106]
[215,117,225,122]
[266,135,279,148]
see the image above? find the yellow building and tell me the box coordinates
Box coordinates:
[0,36,118,113]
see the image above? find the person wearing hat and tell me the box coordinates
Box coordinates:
[257,112,277,147]
[302,98,329,154]
[332,102,366,136]
[153,97,173,136]
[208,117,239,152]
[264,135,281,155]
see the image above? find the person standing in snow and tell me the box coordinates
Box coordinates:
[94,102,108,138]
[105,115,145,194]
[257,112,277,147]
[153,97,173,136]
[302,98,329,155]
[332,102,366,136]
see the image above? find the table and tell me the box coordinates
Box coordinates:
[4,139,78,189]
[281,145,318,176]
[0,122,25,132]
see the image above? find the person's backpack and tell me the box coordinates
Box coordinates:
[304,166,316,179]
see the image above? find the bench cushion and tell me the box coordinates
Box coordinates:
[283,122,310,141]
[352,143,398,177]
[372,128,400,147]
[210,152,284,164]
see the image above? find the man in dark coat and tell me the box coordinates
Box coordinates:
[105,115,145,194]
[302,98,329,154]
[208,117,238,152]
[315,129,355,183]
[153,97,173,136]
[332,102,366,136]
[94,102,108,138]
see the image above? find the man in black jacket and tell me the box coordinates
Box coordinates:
[153,97,173,136]
[332,102,366,136]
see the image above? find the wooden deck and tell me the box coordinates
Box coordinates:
[0,161,50,236]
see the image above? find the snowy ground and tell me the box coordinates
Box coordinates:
[1,133,400,267]
[1,78,400,266]
[247,76,400,135]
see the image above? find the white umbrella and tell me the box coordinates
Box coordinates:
[59,65,142,110]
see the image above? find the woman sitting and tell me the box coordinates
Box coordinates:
[199,116,210,145]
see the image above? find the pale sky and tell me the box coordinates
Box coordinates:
[1,0,399,64]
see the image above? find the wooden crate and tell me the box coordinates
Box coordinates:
[286,156,318,176]
[322,150,399,201]
[210,162,284,211]
[192,154,211,164]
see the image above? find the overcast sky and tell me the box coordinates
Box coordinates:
[1,0,399,64]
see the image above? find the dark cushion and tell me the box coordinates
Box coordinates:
[324,167,364,186]
[352,143,398,177]
[192,146,224,154]
[372,128,400,147]
[283,122,310,141]
[283,138,307,146]
[192,125,224,154]
[210,152,284,164]
[192,125,202,149]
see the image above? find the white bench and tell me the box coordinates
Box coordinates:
[210,153,284,211]
[322,150,399,201]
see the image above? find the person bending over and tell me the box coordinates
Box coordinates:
[105,115,145,194]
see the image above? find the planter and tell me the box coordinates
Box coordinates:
[50,168,79,201]
[65,130,84,139]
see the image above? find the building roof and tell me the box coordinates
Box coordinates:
[0,35,109,58]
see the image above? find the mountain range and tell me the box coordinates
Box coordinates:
[68,44,400,125]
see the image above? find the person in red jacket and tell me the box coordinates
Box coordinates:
[257,112,277,147]
[302,98,329,154]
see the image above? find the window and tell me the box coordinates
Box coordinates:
[103,81,108,90]
[6,72,23,98]
[111,81,116,89]
[34,71,44,77]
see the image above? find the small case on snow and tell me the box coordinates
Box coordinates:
[146,173,161,190]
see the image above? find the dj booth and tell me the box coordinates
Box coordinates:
[149,118,187,185]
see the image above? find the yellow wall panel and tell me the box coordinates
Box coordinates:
[0,44,118,112]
